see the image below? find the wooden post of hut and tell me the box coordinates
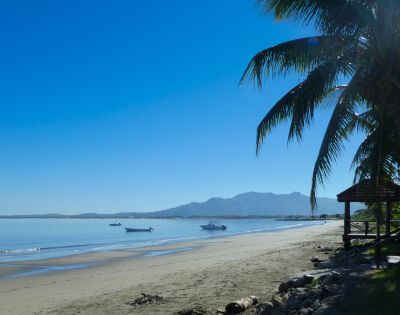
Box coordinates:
[376,202,382,268]
[344,201,351,249]
[386,201,392,237]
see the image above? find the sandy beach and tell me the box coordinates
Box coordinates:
[0,221,343,315]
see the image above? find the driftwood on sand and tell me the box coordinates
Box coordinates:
[225,296,258,314]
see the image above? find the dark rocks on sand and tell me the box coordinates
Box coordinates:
[127,293,165,306]
[297,292,309,301]
[256,302,274,315]
[263,269,342,314]
[310,257,323,263]
[316,246,336,253]
[314,261,333,269]
[325,284,340,295]
[319,286,331,299]
[294,275,314,288]
[286,296,300,310]
[278,279,294,293]
[319,271,340,286]
[309,288,322,300]
[303,298,314,308]
[310,300,321,311]
[299,308,314,315]
[303,275,315,283]
[175,307,207,315]
[271,294,283,307]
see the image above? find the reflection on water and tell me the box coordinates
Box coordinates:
[143,247,194,257]
[0,263,89,279]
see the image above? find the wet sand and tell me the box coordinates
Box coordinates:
[0,221,343,315]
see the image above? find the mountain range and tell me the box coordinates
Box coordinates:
[149,191,361,217]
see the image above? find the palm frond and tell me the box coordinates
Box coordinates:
[256,0,372,35]
[240,36,348,88]
[243,0,400,213]
[287,62,341,141]
[310,70,365,209]
[352,110,400,183]
[256,61,342,152]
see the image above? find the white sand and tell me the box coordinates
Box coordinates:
[0,221,343,315]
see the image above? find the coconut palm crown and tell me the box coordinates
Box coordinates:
[241,0,400,210]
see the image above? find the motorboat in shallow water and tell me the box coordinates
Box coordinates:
[125,227,154,232]
[200,222,227,231]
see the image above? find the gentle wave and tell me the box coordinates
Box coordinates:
[1,241,139,255]
[0,247,41,255]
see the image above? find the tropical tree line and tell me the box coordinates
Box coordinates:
[241,0,400,210]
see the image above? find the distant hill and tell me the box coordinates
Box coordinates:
[0,192,363,218]
[149,192,362,217]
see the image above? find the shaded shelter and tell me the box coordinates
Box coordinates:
[337,181,400,250]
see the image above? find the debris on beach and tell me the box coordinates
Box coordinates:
[310,256,323,263]
[175,306,207,315]
[315,246,336,253]
[126,293,166,306]
[225,295,258,314]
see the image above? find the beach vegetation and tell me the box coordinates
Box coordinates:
[351,208,374,221]
[343,265,400,314]
[367,240,400,256]
[241,1,400,209]
[310,278,319,287]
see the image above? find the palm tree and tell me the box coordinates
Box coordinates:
[241,0,400,210]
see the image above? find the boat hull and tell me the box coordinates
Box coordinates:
[200,225,227,231]
[125,228,153,232]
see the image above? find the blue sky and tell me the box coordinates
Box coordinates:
[0,1,362,214]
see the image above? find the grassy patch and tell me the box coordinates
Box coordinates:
[367,241,400,256]
[310,278,319,287]
[343,266,400,314]
[339,241,400,314]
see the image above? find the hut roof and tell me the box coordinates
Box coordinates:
[337,181,400,203]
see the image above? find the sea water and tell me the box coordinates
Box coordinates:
[0,218,324,262]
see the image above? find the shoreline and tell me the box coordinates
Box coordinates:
[0,220,325,264]
[0,221,343,315]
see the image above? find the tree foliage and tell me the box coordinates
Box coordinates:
[242,0,400,211]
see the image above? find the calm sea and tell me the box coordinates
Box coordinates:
[0,218,324,262]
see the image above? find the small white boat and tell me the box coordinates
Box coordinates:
[200,222,227,231]
[125,227,154,232]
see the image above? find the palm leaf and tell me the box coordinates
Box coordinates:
[256,0,371,35]
[243,0,400,213]
[240,36,348,88]
[352,110,400,183]
[310,70,365,209]
[256,61,342,152]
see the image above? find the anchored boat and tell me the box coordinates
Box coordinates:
[125,227,154,232]
[200,222,227,231]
